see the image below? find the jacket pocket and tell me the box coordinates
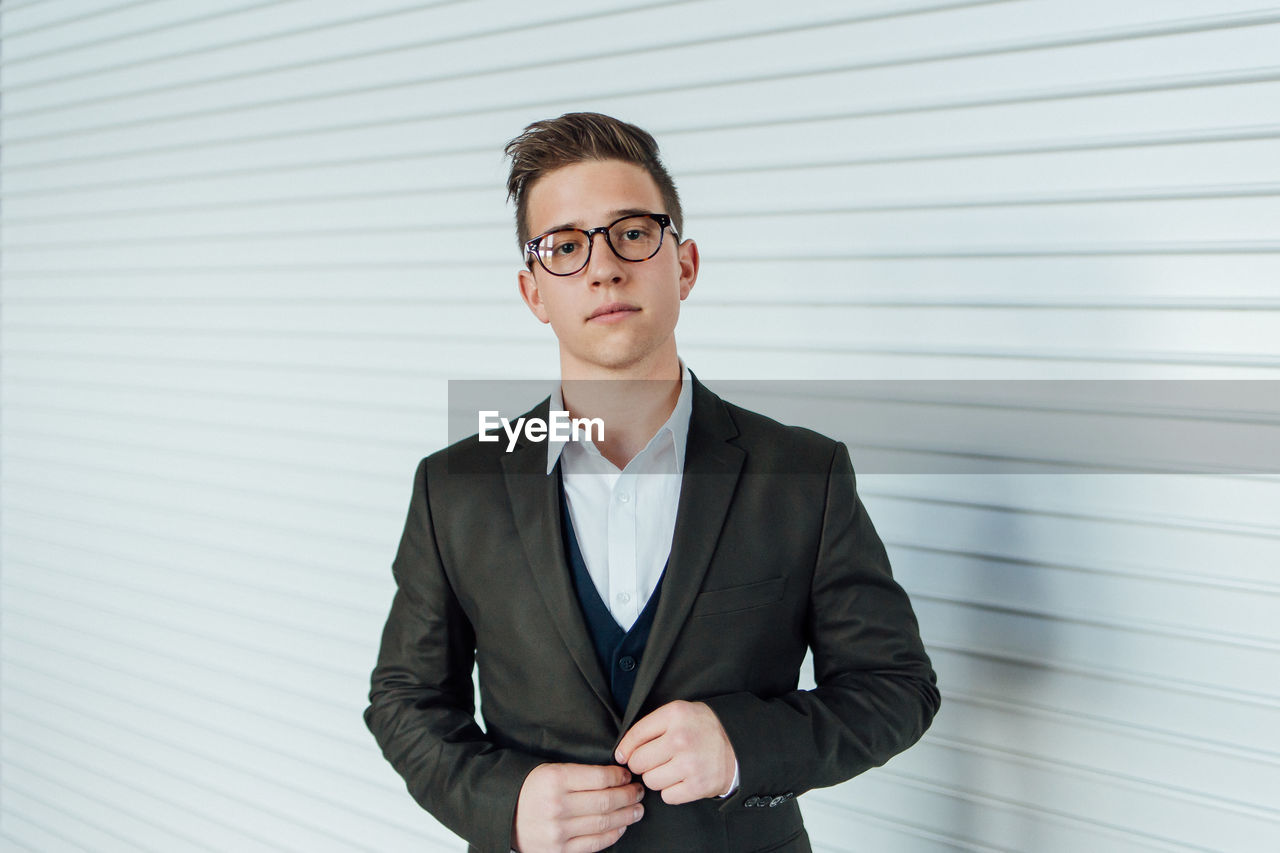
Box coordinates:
[752,827,810,852]
[691,577,785,617]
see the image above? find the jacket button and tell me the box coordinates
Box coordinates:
[618,656,636,672]
[769,795,785,807]
[782,792,794,802]
[744,796,760,808]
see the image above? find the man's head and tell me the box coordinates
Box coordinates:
[505,113,698,379]
[505,112,684,250]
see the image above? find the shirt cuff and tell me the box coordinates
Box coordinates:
[718,759,740,798]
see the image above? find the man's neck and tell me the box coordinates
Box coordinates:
[558,354,683,471]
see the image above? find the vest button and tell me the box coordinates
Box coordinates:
[618,656,637,671]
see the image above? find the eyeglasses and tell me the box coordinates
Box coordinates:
[525,213,677,276]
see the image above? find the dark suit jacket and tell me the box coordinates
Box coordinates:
[364,373,940,853]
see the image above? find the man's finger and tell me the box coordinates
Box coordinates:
[624,735,674,775]
[639,758,682,793]
[615,705,671,762]
[563,801,644,843]
[560,762,633,792]
[565,822,631,853]
[658,780,698,806]
[562,782,645,818]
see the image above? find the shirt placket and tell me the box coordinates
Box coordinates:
[607,469,639,629]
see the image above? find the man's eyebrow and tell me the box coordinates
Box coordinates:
[609,207,655,219]
[534,209,658,237]
[540,221,579,234]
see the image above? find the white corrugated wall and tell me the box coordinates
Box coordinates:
[1,1,1277,851]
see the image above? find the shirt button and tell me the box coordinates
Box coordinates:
[618,656,637,672]
[618,492,630,503]
[616,592,631,605]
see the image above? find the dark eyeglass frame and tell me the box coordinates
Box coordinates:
[524,212,678,276]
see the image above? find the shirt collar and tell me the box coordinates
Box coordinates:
[546,358,693,476]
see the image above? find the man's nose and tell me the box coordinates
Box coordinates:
[585,231,624,285]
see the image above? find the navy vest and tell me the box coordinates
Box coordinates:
[558,470,665,713]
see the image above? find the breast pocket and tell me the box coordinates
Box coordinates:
[690,577,785,617]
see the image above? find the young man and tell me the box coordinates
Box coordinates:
[364,113,939,853]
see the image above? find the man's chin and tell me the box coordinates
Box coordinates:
[567,346,651,374]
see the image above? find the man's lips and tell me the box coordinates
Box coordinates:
[587,303,641,321]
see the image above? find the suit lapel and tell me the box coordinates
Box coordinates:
[620,375,744,731]
[501,397,622,727]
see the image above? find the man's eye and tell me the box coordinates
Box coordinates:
[554,241,581,255]
[622,229,644,241]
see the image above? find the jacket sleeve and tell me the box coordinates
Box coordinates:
[701,441,940,809]
[363,457,545,852]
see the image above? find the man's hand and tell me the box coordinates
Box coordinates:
[614,700,737,805]
[512,762,645,853]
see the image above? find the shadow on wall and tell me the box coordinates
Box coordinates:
[929,477,1063,853]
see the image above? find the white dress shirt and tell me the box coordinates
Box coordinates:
[542,359,740,804]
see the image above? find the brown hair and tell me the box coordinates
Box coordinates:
[504,112,684,251]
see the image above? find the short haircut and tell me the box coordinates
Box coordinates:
[504,111,684,252]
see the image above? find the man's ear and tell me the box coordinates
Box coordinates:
[677,238,699,301]
[517,267,551,324]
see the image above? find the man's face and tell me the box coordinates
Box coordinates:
[517,159,698,377]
